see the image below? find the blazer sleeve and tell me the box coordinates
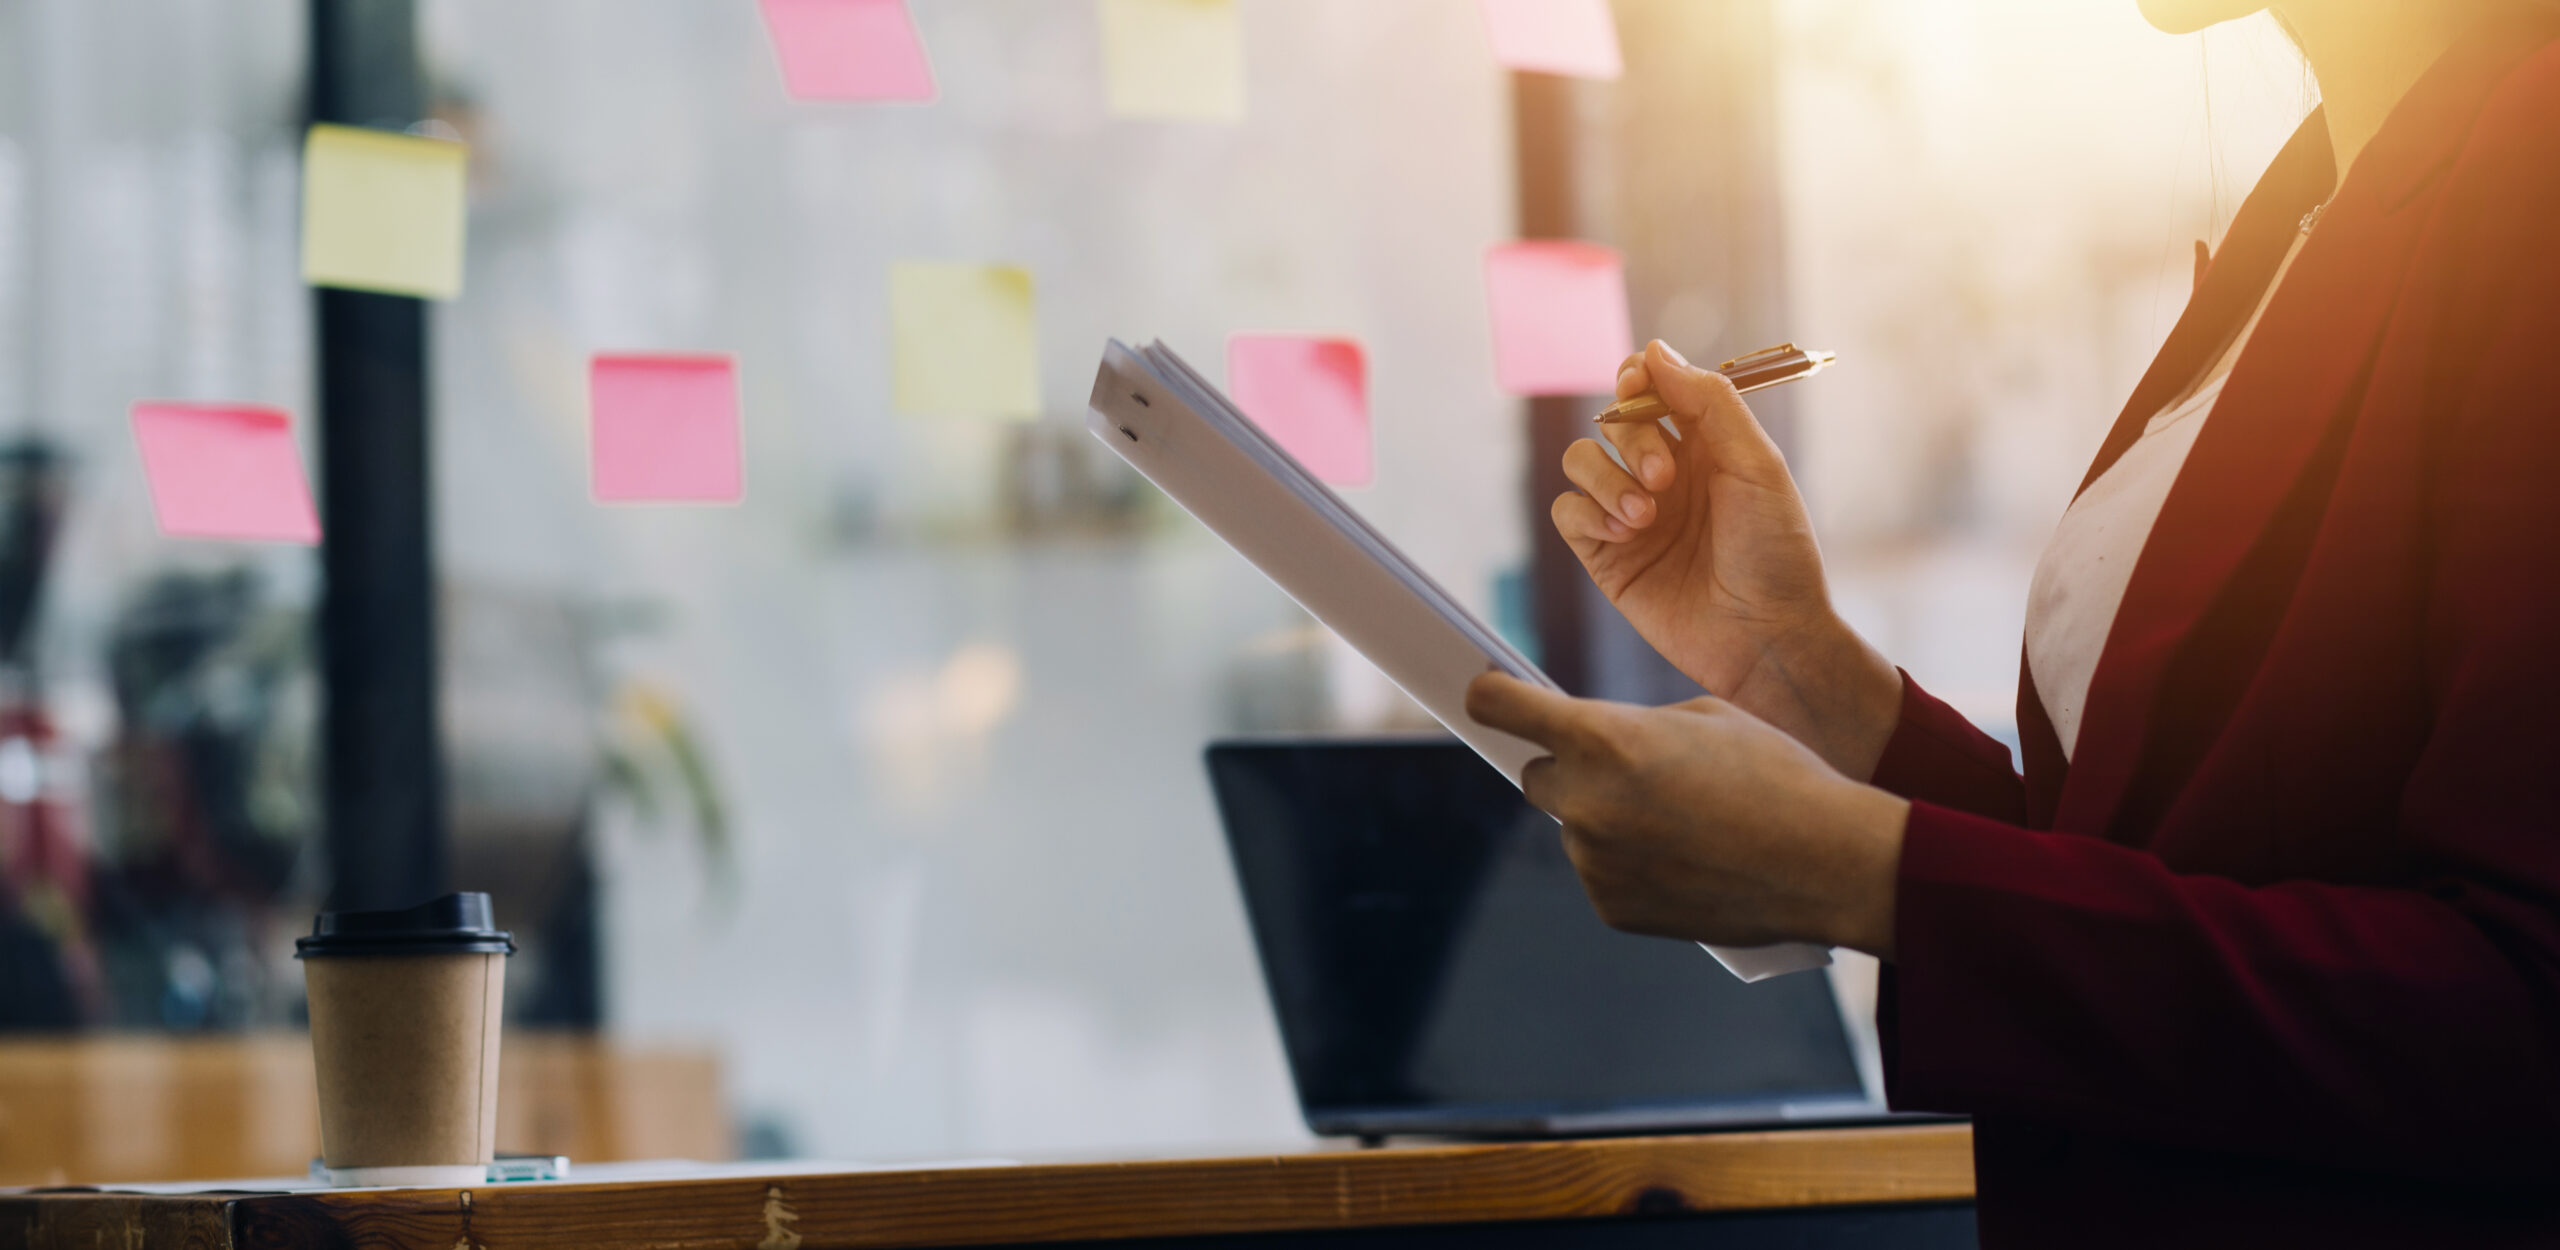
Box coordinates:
[1881,89,2560,1186]
[1866,671,2029,826]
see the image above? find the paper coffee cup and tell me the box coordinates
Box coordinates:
[297,892,514,1187]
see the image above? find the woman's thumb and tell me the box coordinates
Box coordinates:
[1643,340,1783,470]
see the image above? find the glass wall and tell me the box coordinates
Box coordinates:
[0,0,2320,1177]
[420,0,1524,1159]
[0,0,317,1032]
[420,0,2316,1162]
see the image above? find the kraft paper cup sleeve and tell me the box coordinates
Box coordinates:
[298,893,514,1178]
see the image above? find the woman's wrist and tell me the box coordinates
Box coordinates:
[1771,617,1906,782]
[1821,783,1910,960]
[1828,631,1906,782]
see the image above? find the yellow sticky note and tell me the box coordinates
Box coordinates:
[1098,0,1244,121]
[300,124,468,299]
[890,262,1040,418]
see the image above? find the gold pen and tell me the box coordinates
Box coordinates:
[1592,343,1838,424]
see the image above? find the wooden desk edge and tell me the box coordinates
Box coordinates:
[3,1124,1974,1250]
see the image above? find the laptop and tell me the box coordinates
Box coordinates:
[1206,736,1901,1139]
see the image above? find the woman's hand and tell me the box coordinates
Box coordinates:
[1465,670,1908,958]
[1558,341,1902,780]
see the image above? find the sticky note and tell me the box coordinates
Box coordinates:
[890,263,1040,418]
[758,0,937,102]
[300,124,468,300]
[1227,335,1370,487]
[1478,0,1623,80]
[129,403,322,545]
[1098,0,1245,121]
[590,354,745,503]
[1483,241,1631,396]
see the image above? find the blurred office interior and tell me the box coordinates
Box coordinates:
[0,0,2306,1179]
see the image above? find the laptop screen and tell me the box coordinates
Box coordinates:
[1206,738,1867,1132]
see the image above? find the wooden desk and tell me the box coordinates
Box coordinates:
[2,1124,1974,1249]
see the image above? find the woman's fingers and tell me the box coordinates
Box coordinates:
[1553,490,1630,546]
[1465,671,1586,753]
[1615,353,1650,400]
[1563,438,1655,528]
[1520,756,1562,819]
[1599,414,1677,492]
[1641,341,1787,477]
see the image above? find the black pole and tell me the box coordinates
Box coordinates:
[308,0,446,910]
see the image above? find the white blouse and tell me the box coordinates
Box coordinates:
[2026,234,2308,760]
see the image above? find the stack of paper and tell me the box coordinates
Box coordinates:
[1116,340,1546,692]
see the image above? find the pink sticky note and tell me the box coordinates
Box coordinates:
[758,0,937,102]
[1479,0,1623,80]
[1483,241,1631,396]
[129,403,322,545]
[1228,335,1371,487]
[590,354,744,504]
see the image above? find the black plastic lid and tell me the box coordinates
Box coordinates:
[294,892,515,958]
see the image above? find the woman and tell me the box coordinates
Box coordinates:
[1464,0,2560,1242]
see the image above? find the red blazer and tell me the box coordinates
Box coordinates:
[1868,14,2560,1246]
